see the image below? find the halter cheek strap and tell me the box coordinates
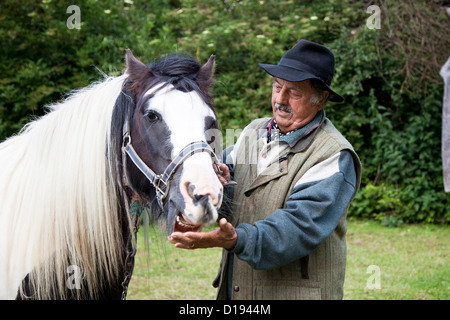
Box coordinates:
[122,118,221,209]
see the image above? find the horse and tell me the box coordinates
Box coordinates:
[0,50,224,299]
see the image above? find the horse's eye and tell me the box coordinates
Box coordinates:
[147,111,160,122]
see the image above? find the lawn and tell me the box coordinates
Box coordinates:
[127,224,222,300]
[344,219,449,300]
[126,219,449,300]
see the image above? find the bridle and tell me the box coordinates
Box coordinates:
[121,116,222,209]
[120,126,222,299]
[118,92,222,300]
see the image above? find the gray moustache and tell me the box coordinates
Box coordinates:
[275,103,293,116]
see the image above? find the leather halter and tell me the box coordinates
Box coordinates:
[122,117,221,209]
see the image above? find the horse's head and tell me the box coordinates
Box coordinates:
[117,50,223,234]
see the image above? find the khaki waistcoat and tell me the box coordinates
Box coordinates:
[214,116,361,300]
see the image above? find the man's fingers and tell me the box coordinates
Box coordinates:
[213,163,231,186]
[219,218,233,233]
[218,175,228,185]
[169,231,197,243]
[174,242,194,249]
[169,237,194,250]
[168,221,236,250]
[169,230,211,249]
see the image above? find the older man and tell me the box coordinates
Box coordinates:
[169,40,362,300]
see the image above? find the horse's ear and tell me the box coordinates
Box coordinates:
[125,49,153,95]
[197,55,215,93]
[126,49,149,78]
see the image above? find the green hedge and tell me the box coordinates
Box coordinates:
[1,0,449,224]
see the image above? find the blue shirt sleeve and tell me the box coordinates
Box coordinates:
[231,150,358,270]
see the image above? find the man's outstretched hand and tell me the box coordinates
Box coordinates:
[168,218,237,250]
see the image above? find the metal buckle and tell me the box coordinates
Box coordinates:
[154,175,168,208]
[123,133,131,148]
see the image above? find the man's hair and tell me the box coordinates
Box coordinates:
[309,78,329,106]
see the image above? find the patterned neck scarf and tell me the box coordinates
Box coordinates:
[266,119,301,143]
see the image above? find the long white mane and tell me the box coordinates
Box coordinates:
[0,75,129,299]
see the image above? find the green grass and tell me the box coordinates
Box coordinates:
[127,220,449,300]
[344,219,449,300]
[127,225,222,300]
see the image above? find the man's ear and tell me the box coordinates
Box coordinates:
[320,90,330,108]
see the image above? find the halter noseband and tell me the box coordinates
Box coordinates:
[122,117,221,209]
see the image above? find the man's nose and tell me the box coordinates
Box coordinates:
[275,87,289,105]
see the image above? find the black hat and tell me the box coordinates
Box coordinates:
[259,39,344,102]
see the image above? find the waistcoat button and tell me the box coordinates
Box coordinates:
[233,285,240,292]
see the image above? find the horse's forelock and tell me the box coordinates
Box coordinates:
[125,52,215,111]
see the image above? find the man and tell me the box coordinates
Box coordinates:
[169,39,362,300]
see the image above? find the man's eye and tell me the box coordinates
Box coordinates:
[290,90,302,97]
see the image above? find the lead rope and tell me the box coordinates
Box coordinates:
[120,197,146,300]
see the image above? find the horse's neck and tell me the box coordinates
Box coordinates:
[0,75,129,299]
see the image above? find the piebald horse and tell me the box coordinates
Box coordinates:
[0,50,223,299]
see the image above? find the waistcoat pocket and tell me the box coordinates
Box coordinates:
[253,280,322,300]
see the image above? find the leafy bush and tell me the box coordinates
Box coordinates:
[169,0,450,224]
[0,0,178,138]
[1,0,449,224]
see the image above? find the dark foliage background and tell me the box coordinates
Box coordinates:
[1,0,449,224]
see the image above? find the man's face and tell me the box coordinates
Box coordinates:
[271,78,328,133]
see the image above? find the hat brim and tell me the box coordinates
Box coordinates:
[259,63,344,103]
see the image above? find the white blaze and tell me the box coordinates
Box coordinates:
[145,84,222,225]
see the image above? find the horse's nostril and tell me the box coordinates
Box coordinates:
[185,182,219,210]
[194,194,208,205]
[186,183,196,199]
